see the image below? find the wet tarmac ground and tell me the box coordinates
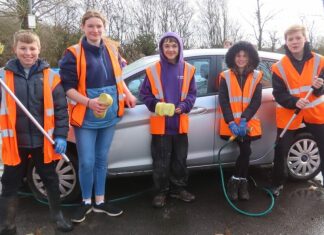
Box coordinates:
[4,168,324,235]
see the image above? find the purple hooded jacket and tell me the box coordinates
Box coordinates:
[140,32,197,135]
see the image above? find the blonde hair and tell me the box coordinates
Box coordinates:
[284,25,307,40]
[81,10,106,27]
[13,30,41,49]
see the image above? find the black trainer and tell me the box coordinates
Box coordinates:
[170,190,195,202]
[92,203,123,217]
[152,193,167,208]
[71,203,92,223]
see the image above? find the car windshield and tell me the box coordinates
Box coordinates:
[123,55,159,75]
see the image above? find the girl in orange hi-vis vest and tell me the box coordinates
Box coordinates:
[59,10,136,223]
[0,30,73,233]
[219,41,263,201]
[270,25,324,197]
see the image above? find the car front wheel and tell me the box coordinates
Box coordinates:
[27,149,80,202]
[287,133,321,180]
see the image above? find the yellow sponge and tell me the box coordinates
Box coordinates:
[94,93,113,118]
[155,102,175,117]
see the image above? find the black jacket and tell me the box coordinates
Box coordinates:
[2,58,69,148]
[272,42,324,109]
[219,71,262,124]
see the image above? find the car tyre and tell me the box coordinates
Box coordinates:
[27,148,80,203]
[286,132,321,180]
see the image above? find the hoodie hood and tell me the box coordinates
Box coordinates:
[159,32,184,64]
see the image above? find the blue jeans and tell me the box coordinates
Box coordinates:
[74,125,116,199]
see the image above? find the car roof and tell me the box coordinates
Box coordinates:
[122,48,284,79]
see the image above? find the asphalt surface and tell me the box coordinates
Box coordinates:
[2,168,324,235]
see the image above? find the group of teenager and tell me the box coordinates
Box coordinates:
[0,8,324,234]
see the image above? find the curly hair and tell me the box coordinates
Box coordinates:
[225,41,260,74]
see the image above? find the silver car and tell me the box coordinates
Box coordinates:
[15,49,321,202]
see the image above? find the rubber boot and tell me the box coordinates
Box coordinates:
[239,179,250,200]
[0,196,18,235]
[46,187,73,233]
[227,177,240,201]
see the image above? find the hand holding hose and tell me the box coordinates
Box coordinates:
[238,118,247,137]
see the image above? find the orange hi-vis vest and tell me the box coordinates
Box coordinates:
[219,69,263,137]
[145,61,195,134]
[272,53,324,129]
[0,68,62,166]
[67,39,125,127]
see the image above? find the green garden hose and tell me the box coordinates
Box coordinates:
[215,138,275,217]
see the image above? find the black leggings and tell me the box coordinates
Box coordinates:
[233,139,252,178]
[1,147,59,197]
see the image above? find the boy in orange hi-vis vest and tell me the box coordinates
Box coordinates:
[0,30,73,233]
[270,25,324,197]
[140,32,197,208]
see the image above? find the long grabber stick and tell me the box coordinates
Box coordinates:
[0,77,70,163]
[279,87,314,139]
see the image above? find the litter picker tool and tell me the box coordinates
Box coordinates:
[0,77,70,163]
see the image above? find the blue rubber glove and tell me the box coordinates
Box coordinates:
[228,122,240,136]
[239,118,247,136]
[54,137,67,154]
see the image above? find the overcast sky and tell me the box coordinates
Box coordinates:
[225,0,324,43]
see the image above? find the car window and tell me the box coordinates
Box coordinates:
[219,56,276,89]
[126,73,146,102]
[258,59,276,88]
[186,58,210,97]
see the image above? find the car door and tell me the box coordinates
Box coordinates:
[185,56,217,166]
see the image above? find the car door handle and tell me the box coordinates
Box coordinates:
[190,106,208,115]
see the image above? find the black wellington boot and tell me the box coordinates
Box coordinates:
[46,187,73,233]
[227,177,240,201]
[0,196,18,235]
[239,179,250,200]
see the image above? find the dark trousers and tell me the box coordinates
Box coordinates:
[233,139,252,178]
[151,134,189,193]
[272,123,324,186]
[1,147,59,197]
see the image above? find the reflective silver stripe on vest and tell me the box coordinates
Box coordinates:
[305,96,324,108]
[115,75,123,83]
[1,129,14,137]
[181,63,194,100]
[224,70,232,98]
[277,61,291,92]
[249,70,259,99]
[47,128,54,137]
[46,109,54,116]
[119,94,124,100]
[0,68,8,115]
[313,54,321,81]
[107,43,118,58]
[149,64,164,100]
[289,85,311,95]
[229,96,251,103]
[72,44,81,57]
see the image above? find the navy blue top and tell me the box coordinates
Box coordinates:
[59,37,116,91]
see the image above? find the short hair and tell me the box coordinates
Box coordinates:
[284,25,307,40]
[162,37,178,44]
[81,10,106,27]
[13,30,41,49]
